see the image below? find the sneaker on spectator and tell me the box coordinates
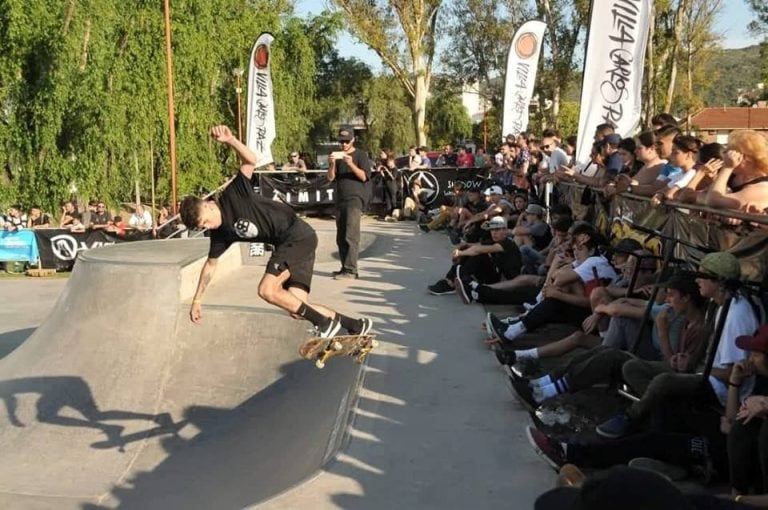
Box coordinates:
[384,215,398,223]
[523,301,537,312]
[331,268,345,276]
[494,345,516,366]
[418,223,430,233]
[317,315,342,339]
[507,375,538,413]
[526,425,565,471]
[485,312,508,340]
[454,268,474,304]
[596,413,631,439]
[334,271,359,280]
[628,457,687,482]
[428,280,455,295]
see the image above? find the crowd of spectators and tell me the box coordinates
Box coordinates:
[419,118,768,507]
[1,200,179,237]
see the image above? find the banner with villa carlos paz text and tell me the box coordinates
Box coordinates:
[502,20,547,138]
[246,32,276,166]
[575,0,651,165]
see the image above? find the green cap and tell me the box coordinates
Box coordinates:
[699,252,741,280]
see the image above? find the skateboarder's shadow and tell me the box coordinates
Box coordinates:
[0,376,180,452]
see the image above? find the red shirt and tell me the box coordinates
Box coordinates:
[457,153,474,168]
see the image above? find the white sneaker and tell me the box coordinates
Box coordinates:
[317,315,342,338]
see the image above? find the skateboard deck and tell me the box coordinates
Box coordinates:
[299,334,377,369]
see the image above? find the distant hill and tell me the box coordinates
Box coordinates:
[703,44,763,107]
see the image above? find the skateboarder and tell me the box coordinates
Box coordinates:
[180,125,372,339]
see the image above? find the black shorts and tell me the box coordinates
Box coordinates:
[264,219,317,292]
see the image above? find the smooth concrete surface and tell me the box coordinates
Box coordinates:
[0,235,363,509]
[0,218,554,509]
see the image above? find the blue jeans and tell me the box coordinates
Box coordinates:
[519,245,544,274]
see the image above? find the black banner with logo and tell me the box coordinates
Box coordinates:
[257,168,486,211]
[35,230,152,271]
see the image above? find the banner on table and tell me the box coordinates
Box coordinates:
[575,0,651,164]
[246,33,276,166]
[0,230,39,262]
[502,20,547,138]
[35,230,152,271]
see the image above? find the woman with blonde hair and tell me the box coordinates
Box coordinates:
[704,130,768,213]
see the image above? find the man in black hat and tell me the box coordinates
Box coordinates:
[327,126,371,280]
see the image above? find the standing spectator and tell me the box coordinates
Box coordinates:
[376,152,400,223]
[602,134,626,177]
[704,129,768,213]
[27,206,50,229]
[407,146,422,170]
[4,205,27,231]
[59,201,77,227]
[593,122,615,141]
[129,203,153,230]
[564,135,577,165]
[456,146,474,168]
[652,135,702,204]
[90,201,112,230]
[106,216,128,237]
[327,126,371,280]
[474,147,488,169]
[283,150,308,183]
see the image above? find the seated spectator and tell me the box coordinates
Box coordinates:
[420,182,466,233]
[487,227,618,341]
[474,147,488,169]
[68,213,86,232]
[106,216,127,237]
[436,144,457,167]
[512,204,552,274]
[702,130,768,213]
[417,146,432,168]
[458,185,511,243]
[427,216,522,297]
[447,188,487,244]
[510,193,528,224]
[611,131,667,197]
[618,137,643,176]
[27,206,50,229]
[129,203,153,230]
[90,201,112,229]
[282,151,307,173]
[507,272,707,409]
[4,205,27,231]
[81,200,97,227]
[678,142,725,201]
[724,325,768,501]
[456,146,474,168]
[59,201,77,227]
[596,251,760,439]
[407,145,422,170]
[155,204,178,238]
[651,135,702,205]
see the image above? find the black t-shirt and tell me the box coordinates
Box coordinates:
[91,211,112,225]
[334,148,371,201]
[208,173,297,258]
[31,214,49,226]
[488,237,522,280]
[465,199,488,215]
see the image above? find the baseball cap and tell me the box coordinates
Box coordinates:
[697,251,741,281]
[337,126,354,142]
[526,204,545,216]
[736,325,768,353]
[481,216,508,230]
[484,185,503,196]
[535,466,691,510]
[604,133,622,146]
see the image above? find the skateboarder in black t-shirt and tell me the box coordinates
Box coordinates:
[179,125,372,338]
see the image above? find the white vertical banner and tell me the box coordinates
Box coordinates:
[502,20,547,138]
[246,32,276,166]
[575,0,651,164]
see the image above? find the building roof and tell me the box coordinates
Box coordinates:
[690,107,768,130]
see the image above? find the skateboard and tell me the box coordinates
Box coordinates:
[299,334,378,369]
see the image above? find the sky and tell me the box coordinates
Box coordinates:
[295,0,761,72]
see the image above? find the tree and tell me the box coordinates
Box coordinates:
[329,0,442,146]
[441,0,530,109]
[747,0,768,34]
[426,79,472,146]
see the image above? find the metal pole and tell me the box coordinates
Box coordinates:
[163,0,178,215]
[233,68,244,141]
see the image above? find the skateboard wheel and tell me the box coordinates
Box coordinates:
[315,360,325,369]
[370,340,379,348]
[332,341,343,351]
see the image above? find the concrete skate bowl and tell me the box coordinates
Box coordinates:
[0,239,364,509]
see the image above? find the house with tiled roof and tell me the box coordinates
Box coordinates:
[688,105,768,143]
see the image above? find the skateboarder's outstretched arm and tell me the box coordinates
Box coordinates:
[210,125,259,181]
[189,257,218,324]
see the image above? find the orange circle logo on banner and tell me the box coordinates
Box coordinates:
[515,33,538,59]
[254,44,270,69]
